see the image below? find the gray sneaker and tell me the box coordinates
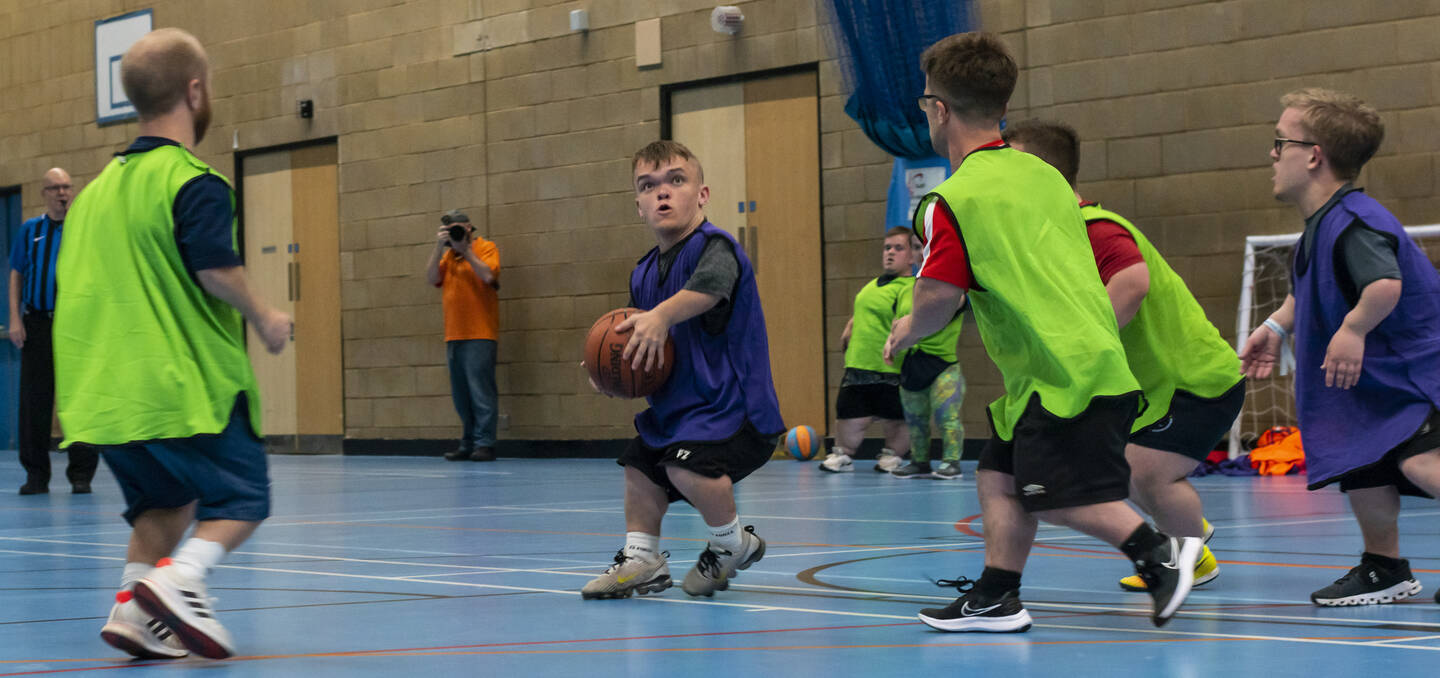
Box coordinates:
[935,461,962,479]
[891,460,934,478]
[581,550,672,599]
[681,526,766,597]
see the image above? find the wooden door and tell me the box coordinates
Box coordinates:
[241,144,343,450]
[668,70,826,435]
[670,83,747,241]
[742,72,825,436]
[242,151,298,437]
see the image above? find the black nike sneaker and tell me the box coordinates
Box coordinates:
[918,577,1033,633]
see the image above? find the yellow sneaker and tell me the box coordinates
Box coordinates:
[1120,545,1219,592]
[1202,518,1215,543]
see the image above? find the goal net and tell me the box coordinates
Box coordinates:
[1229,224,1440,457]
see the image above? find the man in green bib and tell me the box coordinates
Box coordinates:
[55,28,291,661]
[883,32,1202,632]
[820,226,915,473]
[1004,119,1245,594]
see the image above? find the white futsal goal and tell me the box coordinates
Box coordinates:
[1229,224,1440,457]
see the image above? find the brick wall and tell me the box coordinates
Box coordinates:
[2,0,1437,445]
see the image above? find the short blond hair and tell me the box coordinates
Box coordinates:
[1280,88,1384,181]
[120,28,208,118]
[631,140,705,182]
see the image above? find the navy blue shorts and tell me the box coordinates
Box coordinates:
[100,397,271,525]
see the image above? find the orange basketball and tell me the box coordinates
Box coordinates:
[584,308,674,399]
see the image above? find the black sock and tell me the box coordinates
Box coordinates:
[1119,523,1167,562]
[975,566,1022,598]
[1361,551,1406,570]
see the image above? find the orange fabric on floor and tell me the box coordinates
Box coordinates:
[1251,429,1305,476]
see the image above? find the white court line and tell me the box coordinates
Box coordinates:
[1368,634,1440,645]
[4,546,1437,651]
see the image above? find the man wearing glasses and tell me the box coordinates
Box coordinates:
[1242,88,1440,608]
[884,32,1201,632]
[8,168,98,495]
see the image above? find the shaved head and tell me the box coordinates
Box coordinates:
[41,167,74,220]
[120,28,209,118]
[42,168,71,187]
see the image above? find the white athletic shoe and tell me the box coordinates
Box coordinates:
[581,550,673,599]
[681,526,766,597]
[820,451,854,473]
[874,449,903,473]
[100,592,189,659]
[132,561,236,660]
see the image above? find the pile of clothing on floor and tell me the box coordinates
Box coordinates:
[1190,426,1305,477]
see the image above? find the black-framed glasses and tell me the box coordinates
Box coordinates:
[1273,137,1318,154]
[916,94,944,111]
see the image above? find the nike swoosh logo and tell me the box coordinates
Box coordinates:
[616,574,635,584]
[961,601,1001,616]
[33,236,43,242]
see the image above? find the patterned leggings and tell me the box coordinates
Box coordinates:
[899,363,965,463]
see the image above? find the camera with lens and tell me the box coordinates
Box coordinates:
[440,210,471,244]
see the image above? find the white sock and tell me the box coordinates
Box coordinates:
[170,538,227,580]
[623,532,660,561]
[121,562,150,591]
[707,516,743,554]
[880,448,898,457]
[830,446,851,458]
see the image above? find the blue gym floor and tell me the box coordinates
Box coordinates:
[3,454,1439,676]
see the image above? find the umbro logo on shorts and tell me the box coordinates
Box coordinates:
[1022,484,1046,496]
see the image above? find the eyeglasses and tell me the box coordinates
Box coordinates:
[1273,137,1318,154]
[916,94,944,111]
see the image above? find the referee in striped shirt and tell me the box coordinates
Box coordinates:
[8,168,97,495]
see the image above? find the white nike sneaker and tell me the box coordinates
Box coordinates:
[820,451,854,473]
[100,591,189,659]
[874,449,903,473]
[581,550,672,599]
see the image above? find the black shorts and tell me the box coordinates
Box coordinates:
[978,392,1141,512]
[835,383,905,420]
[1129,379,1246,461]
[618,421,779,504]
[1337,408,1440,499]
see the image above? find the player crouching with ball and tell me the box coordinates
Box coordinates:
[580,141,785,600]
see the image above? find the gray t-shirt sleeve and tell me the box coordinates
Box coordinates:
[683,236,739,301]
[1343,223,1402,291]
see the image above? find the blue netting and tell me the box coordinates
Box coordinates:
[825,1,973,159]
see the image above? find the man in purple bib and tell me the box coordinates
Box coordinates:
[581,141,785,601]
[1242,88,1440,607]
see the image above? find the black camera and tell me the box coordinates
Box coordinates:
[441,210,471,244]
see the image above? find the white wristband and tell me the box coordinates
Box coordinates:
[1263,318,1289,341]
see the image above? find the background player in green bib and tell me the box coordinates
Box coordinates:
[1004,120,1245,593]
[55,28,291,660]
[883,32,1202,632]
[820,227,915,473]
[891,251,967,480]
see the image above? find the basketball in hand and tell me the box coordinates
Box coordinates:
[584,308,674,398]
